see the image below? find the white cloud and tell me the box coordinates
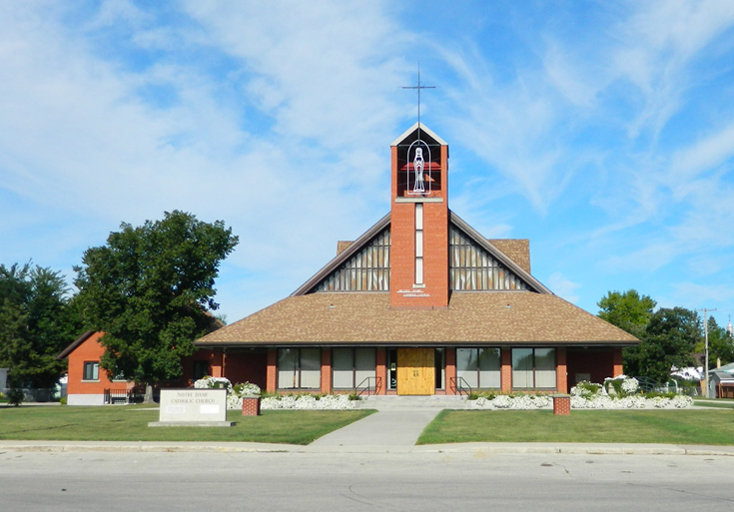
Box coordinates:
[546,272,581,304]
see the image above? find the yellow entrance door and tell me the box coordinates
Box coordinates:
[397,348,435,395]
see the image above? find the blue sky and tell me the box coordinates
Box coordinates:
[2,0,734,329]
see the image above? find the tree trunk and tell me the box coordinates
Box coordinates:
[144,383,155,404]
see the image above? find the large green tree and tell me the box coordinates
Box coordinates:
[0,263,81,388]
[74,211,238,396]
[699,316,734,369]
[597,289,656,339]
[624,307,701,383]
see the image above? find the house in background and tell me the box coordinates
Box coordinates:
[194,124,639,395]
[58,331,243,405]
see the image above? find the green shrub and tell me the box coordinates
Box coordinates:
[59,397,67,405]
[8,388,24,407]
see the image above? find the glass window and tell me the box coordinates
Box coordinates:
[478,348,501,388]
[512,349,534,389]
[456,348,479,388]
[435,348,445,389]
[354,348,376,388]
[457,348,500,389]
[193,360,209,381]
[332,348,376,389]
[277,348,299,389]
[83,361,99,381]
[299,348,321,389]
[332,348,354,388]
[512,348,556,389]
[534,348,556,389]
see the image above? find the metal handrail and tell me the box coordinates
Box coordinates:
[450,376,473,397]
[354,376,382,396]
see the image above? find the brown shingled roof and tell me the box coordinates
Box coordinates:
[489,239,530,273]
[196,292,637,346]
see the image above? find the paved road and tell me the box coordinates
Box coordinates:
[1,450,734,511]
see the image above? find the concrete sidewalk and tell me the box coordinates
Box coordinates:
[302,409,441,453]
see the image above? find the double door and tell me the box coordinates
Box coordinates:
[397,348,435,395]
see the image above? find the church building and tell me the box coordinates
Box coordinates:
[194,124,638,396]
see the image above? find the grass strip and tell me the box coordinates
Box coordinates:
[0,405,374,445]
[418,409,734,446]
[694,400,734,409]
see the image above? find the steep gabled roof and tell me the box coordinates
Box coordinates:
[449,212,552,294]
[292,213,391,296]
[391,122,448,146]
[57,330,97,360]
[292,210,552,296]
[196,292,638,345]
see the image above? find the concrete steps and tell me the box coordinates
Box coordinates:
[356,394,470,410]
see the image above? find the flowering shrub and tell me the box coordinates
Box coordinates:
[194,376,233,392]
[261,394,357,410]
[571,381,604,398]
[233,382,261,397]
[470,379,691,410]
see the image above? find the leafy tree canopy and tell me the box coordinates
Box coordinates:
[624,307,701,383]
[74,211,238,388]
[698,316,734,369]
[0,263,81,387]
[597,289,656,338]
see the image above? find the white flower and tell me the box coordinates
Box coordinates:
[475,396,487,407]
[650,396,670,408]
[491,395,512,408]
[621,378,639,394]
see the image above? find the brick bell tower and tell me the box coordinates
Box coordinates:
[389,123,449,309]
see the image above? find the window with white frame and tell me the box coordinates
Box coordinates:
[332,348,376,389]
[278,348,321,389]
[512,348,556,389]
[83,361,99,381]
[456,348,501,388]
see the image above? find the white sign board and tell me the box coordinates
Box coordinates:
[158,389,227,423]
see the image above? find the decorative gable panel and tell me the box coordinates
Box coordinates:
[315,227,391,291]
[450,224,528,291]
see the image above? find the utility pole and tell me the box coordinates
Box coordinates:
[697,308,717,398]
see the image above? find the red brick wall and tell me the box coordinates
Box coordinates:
[501,348,512,393]
[376,348,387,395]
[320,348,331,394]
[66,332,130,395]
[613,348,624,377]
[566,349,616,385]
[390,144,449,309]
[556,347,568,393]
[209,351,224,378]
[223,350,267,389]
[266,348,277,393]
[445,347,456,395]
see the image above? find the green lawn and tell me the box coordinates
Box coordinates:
[418,409,734,446]
[0,405,374,445]
[694,399,734,409]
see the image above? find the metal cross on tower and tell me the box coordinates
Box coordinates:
[402,67,435,129]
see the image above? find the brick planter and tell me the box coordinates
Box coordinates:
[552,394,571,415]
[242,396,261,416]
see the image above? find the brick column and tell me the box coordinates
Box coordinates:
[211,351,224,378]
[501,348,512,393]
[266,348,277,393]
[320,348,332,394]
[613,348,624,377]
[376,348,387,395]
[556,347,568,394]
[553,395,571,415]
[445,348,456,395]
